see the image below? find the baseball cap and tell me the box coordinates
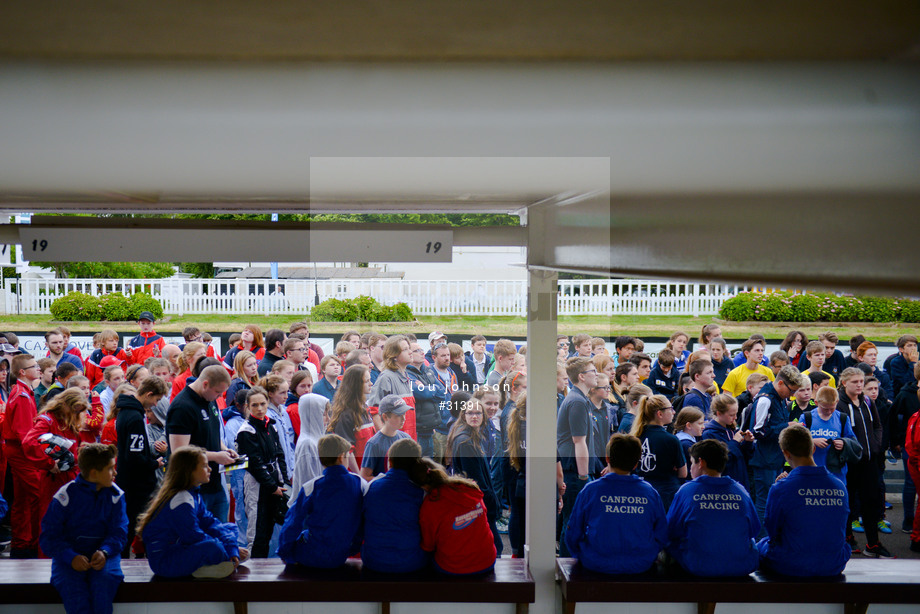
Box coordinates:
[428,331,446,344]
[99,355,122,369]
[137,311,156,323]
[378,394,410,416]
[0,343,22,355]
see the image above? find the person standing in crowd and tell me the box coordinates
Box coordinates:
[166,365,237,521]
[837,367,892,558]
[466,335,493,385]
[887,334,918,398]
[447,397,502,556]
[85,330,129,389]
[368,335,416,438]
[646,349,679,398]
[749,365,801,531]
[114,377,169,557]
[312,356,341,402]
[630,395,687,510]
[225,350,258,414]
[556,356,597,556]
[486,339,517,387]
[366,333,388,384]
[722,338,775,397]
[708,338,734,388]
[169,342,206,402]
[45,329,84,372]
[288,322,325,362]
[682,359,715,417]
[328,365,376,472]
[3,353,43,558]
[407,339,450,461]
[223,325,265,370]
[779,330,809,370]
[701,393,754,490]
[127,312,166,366]
[257,329,287,377]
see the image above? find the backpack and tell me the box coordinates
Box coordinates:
[803,410,849,434]
[905,410,920,458]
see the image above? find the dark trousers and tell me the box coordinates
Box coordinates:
[252,485,277,559]
[846,459,881,545]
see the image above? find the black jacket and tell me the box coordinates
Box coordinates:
[890,380,920,450]
[236,415,287,489]
[837,395,883,462]
[406,364,448,432]
[115,394,159,496]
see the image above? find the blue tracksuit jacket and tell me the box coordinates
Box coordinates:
[361,468,427,573]
[756,466,850,577]
[143,488,240,577]
[564,472,667,574]
[666,475,760,577]
[278,464,368,568]
[40,475,128,614]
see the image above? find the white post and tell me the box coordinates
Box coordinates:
[525,207,558,614]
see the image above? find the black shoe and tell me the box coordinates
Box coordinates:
[846,535,861,554]
[863,543,895,559]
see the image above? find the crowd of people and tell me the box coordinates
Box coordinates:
[0,316,919,612]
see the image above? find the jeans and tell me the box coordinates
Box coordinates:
[752,467,780,538]
[200,487,230,523]
[418,432,434,459]
[558,472,588,557]
[904,450,917,529]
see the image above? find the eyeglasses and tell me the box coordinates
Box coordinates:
[558,343,569,349]
[662,406,675,411]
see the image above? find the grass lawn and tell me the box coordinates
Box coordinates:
[1,313,915,341]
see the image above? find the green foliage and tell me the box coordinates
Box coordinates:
[310,295,414,322]
[177,262,215,278]
[719,291,920,323]
[33,261,175,279]
[129,292,165,320]
[49,291,164,321]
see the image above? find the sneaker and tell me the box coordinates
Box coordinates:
[886,451,899,464]
[496,518,510,534]
[846,535,862,555]
[851,520,865,533]
[192,561,236,579]
[902,525,914,534]
[910,541,920,553]
[863,543,895,559]
[885,501,893,510]
[878,520,892,534]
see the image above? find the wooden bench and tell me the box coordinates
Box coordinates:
[0,558,534,614]
[557,557,920,614]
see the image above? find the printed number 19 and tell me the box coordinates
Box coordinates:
[425,241,442,254]
[32,239,48,252]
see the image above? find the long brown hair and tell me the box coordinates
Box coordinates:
[506,393,527,471]
[39,388,88,434]
[327,365,370,435]
[445,398,485,466]
[107,383,137,421]
[136,446,208,536]
[233,350,257,386]
[498,370,526,408]
[407,457,481,494]
[630,394,671,438]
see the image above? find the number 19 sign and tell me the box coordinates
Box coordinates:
[19,226,453,263]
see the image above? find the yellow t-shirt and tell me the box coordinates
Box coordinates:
[722,363,776,397]
[803,369,836,389]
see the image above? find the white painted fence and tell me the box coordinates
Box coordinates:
[3,278,752,317]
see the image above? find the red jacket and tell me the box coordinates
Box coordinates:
[79,392,105,444]
[22,412,81,514]
[85,348,129,389]
[100,418,117,447]
[419,484,497,574]
[170,369,193,401]
[127,331,166,366]
[1,381,38,443]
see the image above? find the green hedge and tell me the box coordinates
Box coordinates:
[50,292,165,322]
[719,291,920,323]
[310,295,414,322]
